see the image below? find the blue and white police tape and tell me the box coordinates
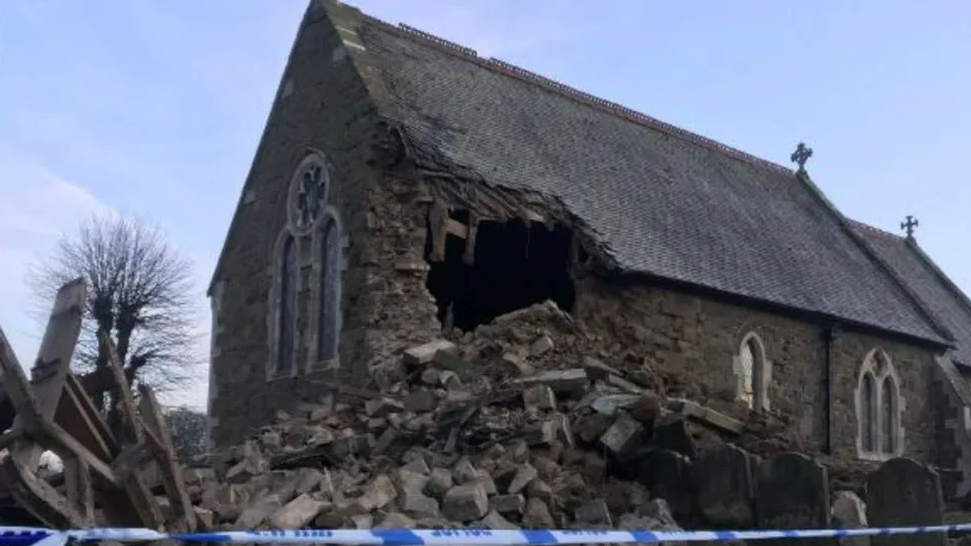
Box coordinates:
[6,524,971,546]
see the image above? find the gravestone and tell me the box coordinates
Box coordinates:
[755,453,832,546]
[832,490,869,546]
[692,443,758,527]
[866,458,945,546]
[639,449,693,519]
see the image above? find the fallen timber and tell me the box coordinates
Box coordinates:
[0,278,197,531]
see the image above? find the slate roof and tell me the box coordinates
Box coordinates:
[348,14,948,344]
[849,221,971,366]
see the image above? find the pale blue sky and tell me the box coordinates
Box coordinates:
[1,1,968,408]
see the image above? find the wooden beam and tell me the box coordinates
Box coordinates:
[55,383,113,462]
[29,278,86,423]
[0,455,88,528]
[138,385,197,532]
[428,202,448,262]
[99,334,165,529]
[446,218,468,239]
[462,214,479,265]
[65,373,118,451]
[63,456,95,526]
[0,325,45,434]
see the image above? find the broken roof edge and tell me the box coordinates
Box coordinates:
[355,10,799,181]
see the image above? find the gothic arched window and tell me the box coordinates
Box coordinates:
[860,371,877,453]
[273,233,298,377]
[316,216,341,363]
[856,348,902,459]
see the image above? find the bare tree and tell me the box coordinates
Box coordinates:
[28,214,201,421]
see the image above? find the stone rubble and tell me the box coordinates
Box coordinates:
[178,301,857,533]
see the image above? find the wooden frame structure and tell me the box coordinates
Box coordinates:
[0,278,196,530]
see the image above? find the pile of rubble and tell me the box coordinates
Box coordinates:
[185,302,772,532]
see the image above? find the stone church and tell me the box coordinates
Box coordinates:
[205,0,971,493]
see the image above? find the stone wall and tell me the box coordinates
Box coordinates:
[208,2,388,447]
[207,4,943,464]
[574,279,940,465]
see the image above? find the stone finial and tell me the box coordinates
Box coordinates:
[790,142,813,174]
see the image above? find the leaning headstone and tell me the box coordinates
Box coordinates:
[638,449,693,519]
[832,490,870,546]
[755,452,831,546]
[866,458,945,546]
[692,443,758,527]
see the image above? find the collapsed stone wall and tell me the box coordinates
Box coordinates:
[362,173,940,473]
[186,307,950,536]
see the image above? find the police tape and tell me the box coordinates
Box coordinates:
[5,524,971,546]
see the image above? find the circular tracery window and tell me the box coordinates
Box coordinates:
[288,154,329,233]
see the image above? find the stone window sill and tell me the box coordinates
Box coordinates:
[857,450,901,463]
[308,358,340,374]
[266,369,298,382]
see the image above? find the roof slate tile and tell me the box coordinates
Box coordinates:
[353,18,946,344]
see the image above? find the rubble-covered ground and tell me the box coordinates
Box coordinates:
[181,302,842,531]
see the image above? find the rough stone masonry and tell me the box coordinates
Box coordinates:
[177,308,954,538]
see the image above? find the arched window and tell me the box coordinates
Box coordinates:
[856,348,902,460]
[881,375,897,454]
[316,216,341,363]
[739,341,756,407]
[860,372,877,453]
[272,233,298,377]
[734,332,771,411]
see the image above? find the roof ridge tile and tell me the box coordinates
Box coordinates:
[365,14,795,178]
[847,219,904,240]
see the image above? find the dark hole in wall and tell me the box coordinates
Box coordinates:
[425,210,576,332]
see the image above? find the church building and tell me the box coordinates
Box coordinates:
[205,0,971,494]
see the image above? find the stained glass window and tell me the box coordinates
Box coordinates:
[860,372,877,453]
[276,235,297,374]
[317,219,341,362]
[881,376,896,454]
[294,163,327,231]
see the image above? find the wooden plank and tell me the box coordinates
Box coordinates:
[0,429,26,450]
[0,279,93,527]
[0,454,86,528]
[100,333,143,443]
[44,421,117,486]
[55,383,113,462]
[66,373,117,449]
[446,218,468,239]
[28,278,87,422]
[0,324,45,434]
[63,456,95,526]
[98,335,167,529]
[463,214,479,265]
[428,201,448,262]
[138,385,197,532]
[0,393,16,432]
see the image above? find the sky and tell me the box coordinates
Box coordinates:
[1,1,969,410]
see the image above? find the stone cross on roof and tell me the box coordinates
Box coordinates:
[790,142,813,174]
[901,215,919,240]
